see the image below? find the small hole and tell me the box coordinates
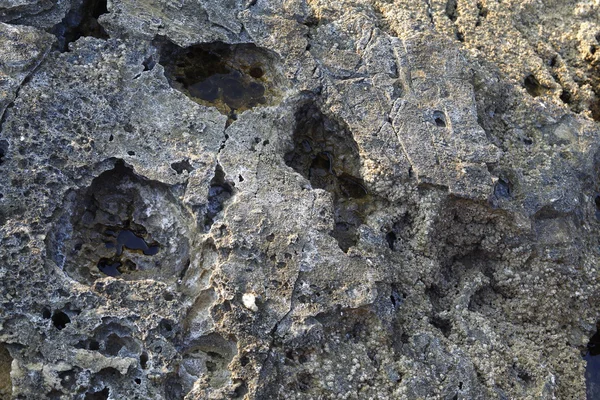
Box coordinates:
[163,292,174,301]
[52,311,71,330]
[142,56,155,71]
[240,356,249,366]
[433,111,446,127]
[42,307,51,319]
[385,231,397,250]
[108,134,114,142]
[249,66,264,78]
[560,90,572,104]
[238,175,244,182]
[494,178,511,199]
[134,378,141,385]
[524,74,543,97]
[127,151,135,156]
[266,233,275,242]
[140,353,148,369]
[89,340,100,351]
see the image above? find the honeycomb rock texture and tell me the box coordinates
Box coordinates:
[1,0,600,399]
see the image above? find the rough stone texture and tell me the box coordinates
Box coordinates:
[1,0,600,399]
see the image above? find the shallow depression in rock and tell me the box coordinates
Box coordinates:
[46,160,192,284]
[158,41,284,115]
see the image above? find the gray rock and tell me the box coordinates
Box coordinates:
[1,0,600,399]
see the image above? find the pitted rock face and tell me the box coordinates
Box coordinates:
[1,0,600,399]
[48,161,193,285]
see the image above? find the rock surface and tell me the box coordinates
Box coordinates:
[1,0,600,399]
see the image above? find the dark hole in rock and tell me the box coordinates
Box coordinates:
[140,352,148,369]
[84,387,109,400]
[171,159,194,175]
[52,311,71,330]
[50,0,109,52]
[494,178,511,199]
[386,231,397,250]
[105,334,125,356]
[159,319,174,336]
[560,90,572,104]
[456,30,465,42]
[97,258,122,276]
[522,137,533,145]
[134,378,141,385]
[524,74,543,97]
[204,164,233,231]
[593,195,600,221]
[249,66,264,78]
[49,160,191,285]
[89,340,100,350]
[127,150,135,156]
[445,0,458,21]
[591,98,600,122]
[142,56,155,72]
[516,368,532,384]
[284,102,370,252]
[390,288,403,307]
[433,111,447,127]
[108,134,114,142]
[42,307,51,319]
[108,229,160,256]
[163,292,174,301]
[0,344,12,398]
[585,322,600,398]
[158,41,283,115]
[0,140,8,165]
[97,227,159,277]
[240,356,249,366]
[266,233,275,242]
[430,316,451,337]
[234,381,248,398]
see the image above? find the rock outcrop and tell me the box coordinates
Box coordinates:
[1,0,600,399]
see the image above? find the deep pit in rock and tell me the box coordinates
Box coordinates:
[158,41,285,116]
[585,323,600,399]
[47,160,192,284]
[50,0,109,52]
[285,103,371,252]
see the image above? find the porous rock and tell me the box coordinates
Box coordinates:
[1,0,600,399]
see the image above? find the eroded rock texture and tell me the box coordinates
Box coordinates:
[1,0,600,399]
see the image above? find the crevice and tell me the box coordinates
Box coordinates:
[204,163,233,231]
[50,0,109,52]
[284,102,368,252]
